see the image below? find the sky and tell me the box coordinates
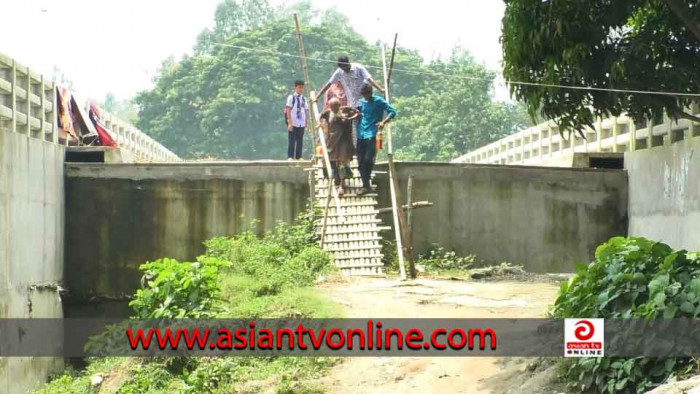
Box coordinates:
[0,0,509,103]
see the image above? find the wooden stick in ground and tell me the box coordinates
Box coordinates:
[407,175,414,240]
[406,175,417,267]
[381,43,410,280]
[377,201,433,214]
[293,13,317,159]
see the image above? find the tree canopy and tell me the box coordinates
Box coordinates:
[502,0,700,136]
[135,0,531,160]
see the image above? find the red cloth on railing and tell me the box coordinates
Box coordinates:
[87,102,117,147]
[57,87,79,143]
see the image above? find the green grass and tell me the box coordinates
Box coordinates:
[38,214,342,394]
[221,273,342,319]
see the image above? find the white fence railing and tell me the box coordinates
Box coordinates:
[0,52,179,162]
[453,105,700,166]
[101,112,179,162]
[0,53,57,142]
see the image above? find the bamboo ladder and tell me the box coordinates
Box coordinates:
[294,14,386,276]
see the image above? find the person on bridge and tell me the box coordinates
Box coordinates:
[314,55,385,144]
[285,80,308,160]
[319,98,358,196]
[356,83,396,195]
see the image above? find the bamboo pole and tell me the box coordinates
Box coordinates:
[293,14,344,237]
[381,41,414,280]
[407,175,414,238]
[293,13,317,159]
[377,201,433,214]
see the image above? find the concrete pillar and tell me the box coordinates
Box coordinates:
[11,60,16,134]
[25,66,31,135]
[596,118,602,152]
[629,118,637,152]
[612,117,619,153]
[40,76,45,142]
[691,102,699,138]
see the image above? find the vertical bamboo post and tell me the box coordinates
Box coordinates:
[293,13,317,159]
[382,41,414,279]
[406,175,415,262]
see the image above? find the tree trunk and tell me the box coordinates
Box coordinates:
[665,0,700,41]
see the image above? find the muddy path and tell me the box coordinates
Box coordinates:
[316,278,560,394]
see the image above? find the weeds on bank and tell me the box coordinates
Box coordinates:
[382,240,475,275]
[38,210,341,394]
[553,237,700,393]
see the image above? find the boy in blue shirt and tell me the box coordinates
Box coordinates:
[355,83,396,194]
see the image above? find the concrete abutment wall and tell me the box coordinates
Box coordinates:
[375,163,629,273]
[0,131,64,392]
[64,162,629,309]
[626,137,700,251]
[64,162,309,304]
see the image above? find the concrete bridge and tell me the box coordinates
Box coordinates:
[0,53,179,162]
[454,105,700,168]
[1,53,700,392]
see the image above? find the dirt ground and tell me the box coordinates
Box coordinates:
[316,277,561,394]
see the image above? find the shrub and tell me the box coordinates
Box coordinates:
[129,256,230,319]
[205,210,332,297]
[553,237,700,393]
[419,244,475,272]
[381,239,399,272]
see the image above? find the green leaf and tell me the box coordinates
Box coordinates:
[690,279,700,294]
[615,378,628,390]
[680,301,694,314]
[663,304,677,318]
[665,358,676,372]
[662,253,678,269]
[649,275,670,295]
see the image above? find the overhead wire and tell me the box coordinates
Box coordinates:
[208,42,700,98]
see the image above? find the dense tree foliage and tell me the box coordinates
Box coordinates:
[135,0,531,160]
[393,50,531,161]
[502,0,700,137]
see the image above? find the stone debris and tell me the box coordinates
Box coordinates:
[90,374,104,387]
[469,263,526,279]
[647,375,700,394]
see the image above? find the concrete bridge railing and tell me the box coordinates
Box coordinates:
[0,53,58,143]
[100,111,180,162]
[0,52,179,162]
[454,104,700,166]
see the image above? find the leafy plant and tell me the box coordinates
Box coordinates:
[553,237,700,393]
[129,256,230,319]
[419,244,475,272]
[380,239,400,273]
